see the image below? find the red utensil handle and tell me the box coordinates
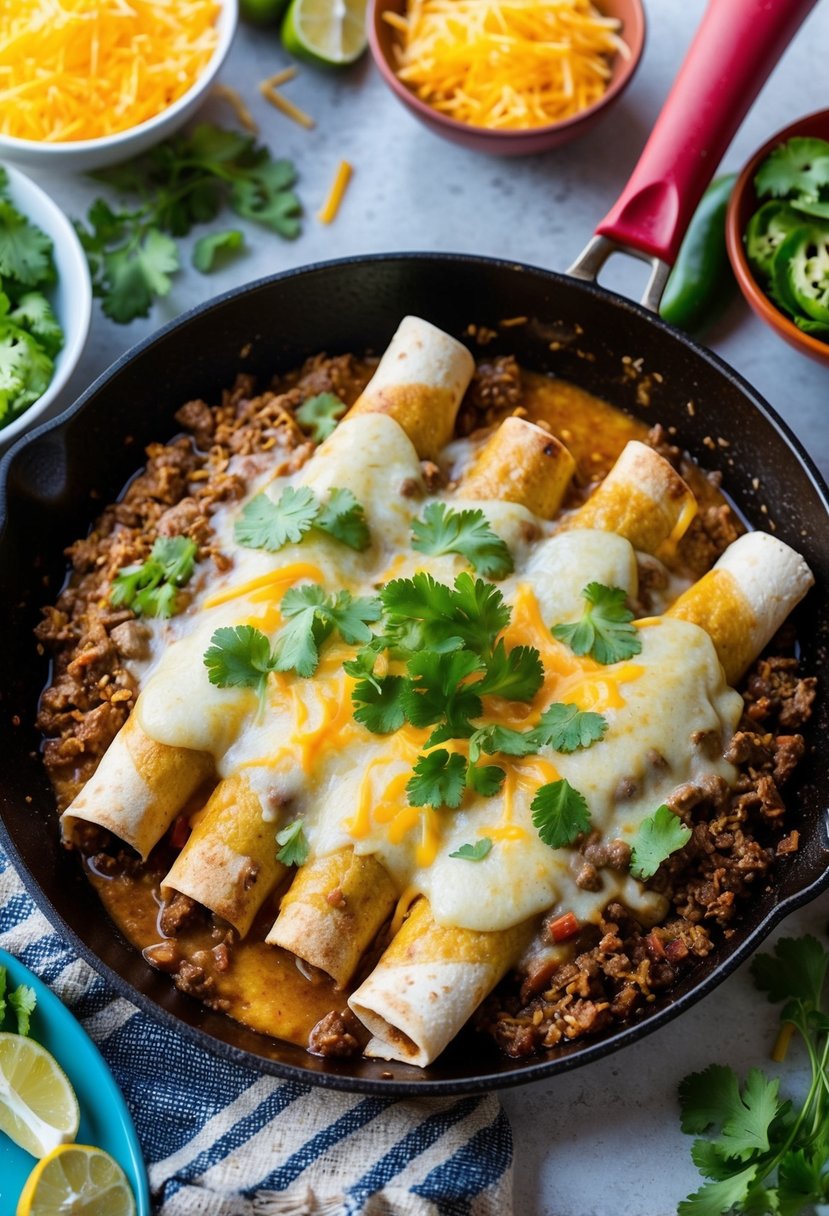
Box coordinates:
[596,0,819,265]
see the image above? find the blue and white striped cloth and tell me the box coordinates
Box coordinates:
[0,848,513,1214]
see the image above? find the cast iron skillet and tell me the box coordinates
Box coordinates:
[1,0,828,1095]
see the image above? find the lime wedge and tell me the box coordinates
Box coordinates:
[17,1144,136,1216]
[0,1032,79,1159]
[280,0,368,66]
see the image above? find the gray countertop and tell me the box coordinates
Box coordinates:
[14,0,829,1212]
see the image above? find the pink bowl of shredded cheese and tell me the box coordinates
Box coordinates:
[369,0,645,156]
[0,0,238,172]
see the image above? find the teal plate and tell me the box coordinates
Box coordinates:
[0,949,150,1214]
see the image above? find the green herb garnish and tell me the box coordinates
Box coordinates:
[678,934,829,1215]
[0,966,37,1037]
[530,778,591,849]
[533,703,609,753]
[449,838,493,862]
[552,582,642,665]
[76,124,301,323]
[406,749,468,810]
[203,623,278,710]
[271,585,380,678]
[411,502,514,578]
[295,391,347,442]
[276,819,310,867]
[192,229,245,273]
[629,803,691,880]
[235,485,370,553]
[110,536,198,618]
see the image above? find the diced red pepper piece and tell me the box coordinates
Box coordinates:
[645,931,666,959]
[169,814,191,850]
[665,938,689,964]
[548,911,580,943]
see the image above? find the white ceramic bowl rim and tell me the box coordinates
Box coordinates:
[0,0,237,158]
[0,164,92,447]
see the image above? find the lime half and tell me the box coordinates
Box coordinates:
[0,1032,79,1159]
[281,0,368,66]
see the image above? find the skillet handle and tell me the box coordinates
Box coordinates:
[569,0,819,309]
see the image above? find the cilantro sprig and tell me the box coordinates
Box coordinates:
[235,485,370,553]
[468,703,608,762]
[295,392,347,442]
[276,819,310,867]
[110,536,198,618]
[629,803,691,880]
[531,778,591,848]
[76,124,301,323]
[678,934,829,1215]
[449,839,493,862]
[552,582,642,666]
[411,503,514,579]
[203,586,380,705]
[0,966,37,1037]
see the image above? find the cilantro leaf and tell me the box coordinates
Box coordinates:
[448,572,512,653]
[111,536,197,618]
[296,391,347,442]
[755,137,829,200]
[314,487,371,551]
[466,763,505,797]
[552,582,642,666]
[677,1168,761,1216]
[407,750,468,809]
[8,985,36,1036]
[449,838,493,862]
[0,198,56,288]
[276,819,310,867]
[235,486,318,550]
[9,292,63,358]
[235,486,371,553]
[192,228,245,273]
[402,649,484,733]
[532,702,608,753]
[100,228,179,323]
[273,584,380,677]
[469,723,538,763]
[531,778,591,848]
[379,573,460,654]
[750,935,829,1009]
[411,502,514,578]
[352,675,408,734]
[203,625,277,704]
[475,640,543,701]
[629,804,691,880]
[0,326,53,423]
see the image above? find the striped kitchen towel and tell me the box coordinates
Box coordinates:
[0,849,513,1215]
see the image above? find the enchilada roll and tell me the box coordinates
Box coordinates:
[667,531,814,684]
[568,440,697,555]
[266,848,398,988]
[349,898,534,1067]
[345,315,475,459]
[460,417,577,519]
[60,713,214,861]
[160,773,288,938]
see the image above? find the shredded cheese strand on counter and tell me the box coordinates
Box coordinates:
[386,0,626,130]
[318,160,353,225]
[0,0,221,143]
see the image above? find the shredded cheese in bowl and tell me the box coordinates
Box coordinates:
[385,0,627,130]
[0,0,222,143]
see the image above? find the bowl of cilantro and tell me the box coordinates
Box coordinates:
[0,163,92,448]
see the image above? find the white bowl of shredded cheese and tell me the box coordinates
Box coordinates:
[0,164,92,448]
[0,0,238,173]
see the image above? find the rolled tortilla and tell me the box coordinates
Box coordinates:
[345,316,475,459]
[667,530,814,684]
[569,440,697,555]
[266,848,398,988]
[61,713,214,861]
[161,772,287,938]
[460,417,576,519]
[349,898,534,1067]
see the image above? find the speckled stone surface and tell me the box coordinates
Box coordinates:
[10,1,829,1211]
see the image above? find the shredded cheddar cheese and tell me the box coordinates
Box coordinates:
[0,0,221,143]
[258,72,316,130]
[211,83,258,133]
[386,0,626,130]
[318,161,353,225]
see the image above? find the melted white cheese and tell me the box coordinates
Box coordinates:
[130,413,745,936]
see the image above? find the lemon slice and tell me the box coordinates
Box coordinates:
[280,0,368,66]
[17,1144,137,1216]
[0,1032,80,1159]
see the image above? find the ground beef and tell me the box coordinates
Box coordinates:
[308,1009,365,1058]
[478,644,815,1057]
[457,355,522,433]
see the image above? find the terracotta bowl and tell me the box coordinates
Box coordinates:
[725,107,829,368]
[368,0,646,156]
